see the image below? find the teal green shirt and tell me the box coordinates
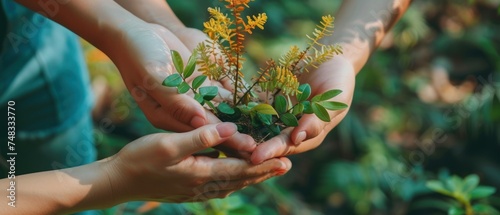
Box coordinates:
[0,1,93,139]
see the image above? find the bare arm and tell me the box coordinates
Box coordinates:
[113,0,185,30]
[0,124,291,214]
[0,160,115,215]
[252,0,412,163]
[325,0,411,73]
[15,0,146,59]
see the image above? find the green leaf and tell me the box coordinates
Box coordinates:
[228,205,260,215]
[446,175,463,193]
[184,50,198,78]
[281,113,299,127]
[275,95,287,114]
[192,75,207,90]
[177,82,190,94]
[312,103,330,122]
[162,74,183,87]
[302,101,313,114]
[470,186,496,200]
[297,84,311,102]
[218,102,235,115]
[171,50,184,75]
[194,93,204,105]
[426,180,452,196]
[462,174,479,193]
[312,89,343,102]
[292,103,305,115]
[269,125,281,136]
[257,113,272,125]
[320,101,348,110]
[473,204,500,215]
[448,206,465,215]
[251,104,279,115]
[199,86,218,101]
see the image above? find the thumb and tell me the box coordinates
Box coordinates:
[290,114,327,145]
[171,123,238,157]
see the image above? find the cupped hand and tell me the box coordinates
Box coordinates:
[251,55,355,164]
[103,123,291,202]
[109,23,256,156]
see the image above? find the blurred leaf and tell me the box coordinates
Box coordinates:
[258,113,272,125]
[427,180,452,195]
[473,204,500,215]
[312,102,330,122]
[469,186,496,200]
[171,50,184,74]
[228,205,260,215]
[178,82,190,94]
[446,176,463,193]
[281,113,299,127]
[192,75,207,90]
[162,74,182,87]
[411,198,457,212]
[252,104,279,115]
[275,95,287,114]
[448,206,465,215]
[462,174,479,193]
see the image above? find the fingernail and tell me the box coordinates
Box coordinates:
[274,162,288,175]
[216,123,237,138]
[190,116,206,128]
[294,131,306,145]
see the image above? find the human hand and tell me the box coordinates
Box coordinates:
[108,23,255,156]
[250,56,355,164]
[103,123,291,202]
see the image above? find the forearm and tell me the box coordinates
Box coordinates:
[0,160,116,215]
[15,0,146,58]
[325,0,411,73]
[114,0,185,31]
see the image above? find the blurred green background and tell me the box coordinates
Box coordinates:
[84,0,500,214]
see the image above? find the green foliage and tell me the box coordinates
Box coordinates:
[426,174,498,215]
[92,0,500,214]
[162,0,347,140]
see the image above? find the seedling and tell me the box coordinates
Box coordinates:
[163,0,347,141]
[426,174,498,215]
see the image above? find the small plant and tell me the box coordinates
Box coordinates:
[163,0,347,141]
[426,174,498,215]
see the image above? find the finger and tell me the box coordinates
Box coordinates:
[208,157,289,181]
[151,87,208,129]
[212,132,256,159]
[201,171,277,193]
[130,86,195,131]
[290,114,327,145]
[250,128,296,164]
[205,110,257,156]
[168,123,238,159]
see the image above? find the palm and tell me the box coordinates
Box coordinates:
[113,24,256,155]
[250,57,355,164]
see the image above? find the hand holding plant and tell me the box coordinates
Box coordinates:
[162,0,349,160]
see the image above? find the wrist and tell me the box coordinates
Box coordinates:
[99,155,137,204]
